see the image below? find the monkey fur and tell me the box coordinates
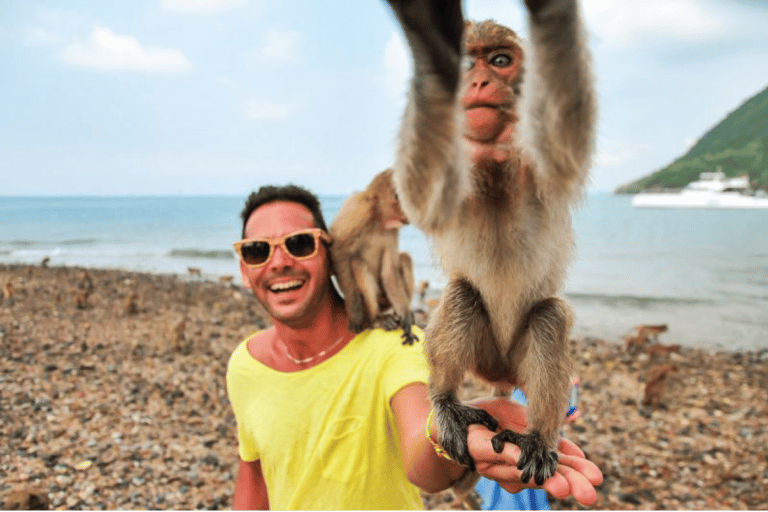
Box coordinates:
[385,0,596,485]
[330,168,419,345]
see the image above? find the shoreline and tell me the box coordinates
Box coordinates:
[2,263,767,509]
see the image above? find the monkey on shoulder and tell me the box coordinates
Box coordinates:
[385,0,596,486]
[329,168,418,345]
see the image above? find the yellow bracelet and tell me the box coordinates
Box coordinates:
[425,408,453,461]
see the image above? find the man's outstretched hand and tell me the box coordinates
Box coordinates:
[467,397,603,506]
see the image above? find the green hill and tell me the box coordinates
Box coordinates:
[616,83,768,194]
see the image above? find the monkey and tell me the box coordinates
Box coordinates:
[329,168,419,345]
[2,280,14,302]
[2,488,49,510]
[384,0,596,486]
[636,323,668,343]
[624,333,650,354]
[642,364,678,407]
[647,343,681,363]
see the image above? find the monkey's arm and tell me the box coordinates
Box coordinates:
[387,0,470,234]
[520,0,596,202]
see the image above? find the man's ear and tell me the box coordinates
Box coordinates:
[239,260,252,289]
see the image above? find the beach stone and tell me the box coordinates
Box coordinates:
[3,263,768,510]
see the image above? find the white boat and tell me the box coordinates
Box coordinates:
[631,171,768,209]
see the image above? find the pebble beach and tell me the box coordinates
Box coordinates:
[1,263,767,510]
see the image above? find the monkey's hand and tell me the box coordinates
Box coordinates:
[376,313,400,332]
[523,0,553,15]
[384,0,464,92]
[491,429,558,486]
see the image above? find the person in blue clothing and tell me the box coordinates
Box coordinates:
[475,381,581,510]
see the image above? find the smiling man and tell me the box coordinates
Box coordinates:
[224,184,601,510]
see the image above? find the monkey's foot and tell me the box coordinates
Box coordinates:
[399,312,419,345]
[435,399,499,471]
[377,312,420,345]
[491,430,558,486]
[400,329,420,345]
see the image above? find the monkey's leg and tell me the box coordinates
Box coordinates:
[427,278,499,471]
[351,257,381,331]
[395,252,418,345]
[399,252,415,301]
[381,249,419,345]
[491,297,573,485]
[333,255,368,332]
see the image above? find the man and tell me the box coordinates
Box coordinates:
[226,184,602,509]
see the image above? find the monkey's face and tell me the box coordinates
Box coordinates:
[381,187,409,229]
[461,35,522,164]
[239,201,332,328]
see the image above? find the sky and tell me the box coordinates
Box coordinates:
[2,0,768,196]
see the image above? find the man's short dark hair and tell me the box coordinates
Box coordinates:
[240,184,329,238]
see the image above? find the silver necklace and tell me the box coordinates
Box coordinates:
[281,334,348,365]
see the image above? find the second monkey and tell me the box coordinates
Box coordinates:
[330,168,418,345]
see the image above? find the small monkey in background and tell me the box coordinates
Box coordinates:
[330,168,419,345]
[385,0,596,486]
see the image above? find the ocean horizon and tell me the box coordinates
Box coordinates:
[2,193,766,351]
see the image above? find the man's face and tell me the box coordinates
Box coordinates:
[239,201,331,328]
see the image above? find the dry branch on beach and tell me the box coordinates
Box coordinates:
[1,263,767,510]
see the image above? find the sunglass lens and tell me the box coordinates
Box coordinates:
[285,233,316,258]
[241,241,271,265]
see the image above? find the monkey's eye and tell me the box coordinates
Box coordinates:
[461,55,476,71]
[489,53,513,68]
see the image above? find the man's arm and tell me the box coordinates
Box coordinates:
[391,382,467,492]
[232,458,269,510]
[391,383,603,506]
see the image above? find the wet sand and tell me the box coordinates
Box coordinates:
[1,263,766,510]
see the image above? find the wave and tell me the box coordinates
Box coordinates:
[565,292,714,308]
[169,249,235,260]
[3,239,98,247]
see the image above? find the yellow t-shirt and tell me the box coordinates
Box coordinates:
[226,327,428,510]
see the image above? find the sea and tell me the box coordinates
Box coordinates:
[1,194,766,352]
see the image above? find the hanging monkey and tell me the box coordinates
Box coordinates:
[330,168,418,345]
[384,0,596,486]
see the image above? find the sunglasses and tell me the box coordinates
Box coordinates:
[233,228,330,268]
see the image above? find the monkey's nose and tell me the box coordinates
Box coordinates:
[470,70,491,89]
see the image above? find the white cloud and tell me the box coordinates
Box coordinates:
[252,29,302,64]
[244,98,302,121]
[61,26,191,74]
[583,0,725,47]
[160,0,245,15]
